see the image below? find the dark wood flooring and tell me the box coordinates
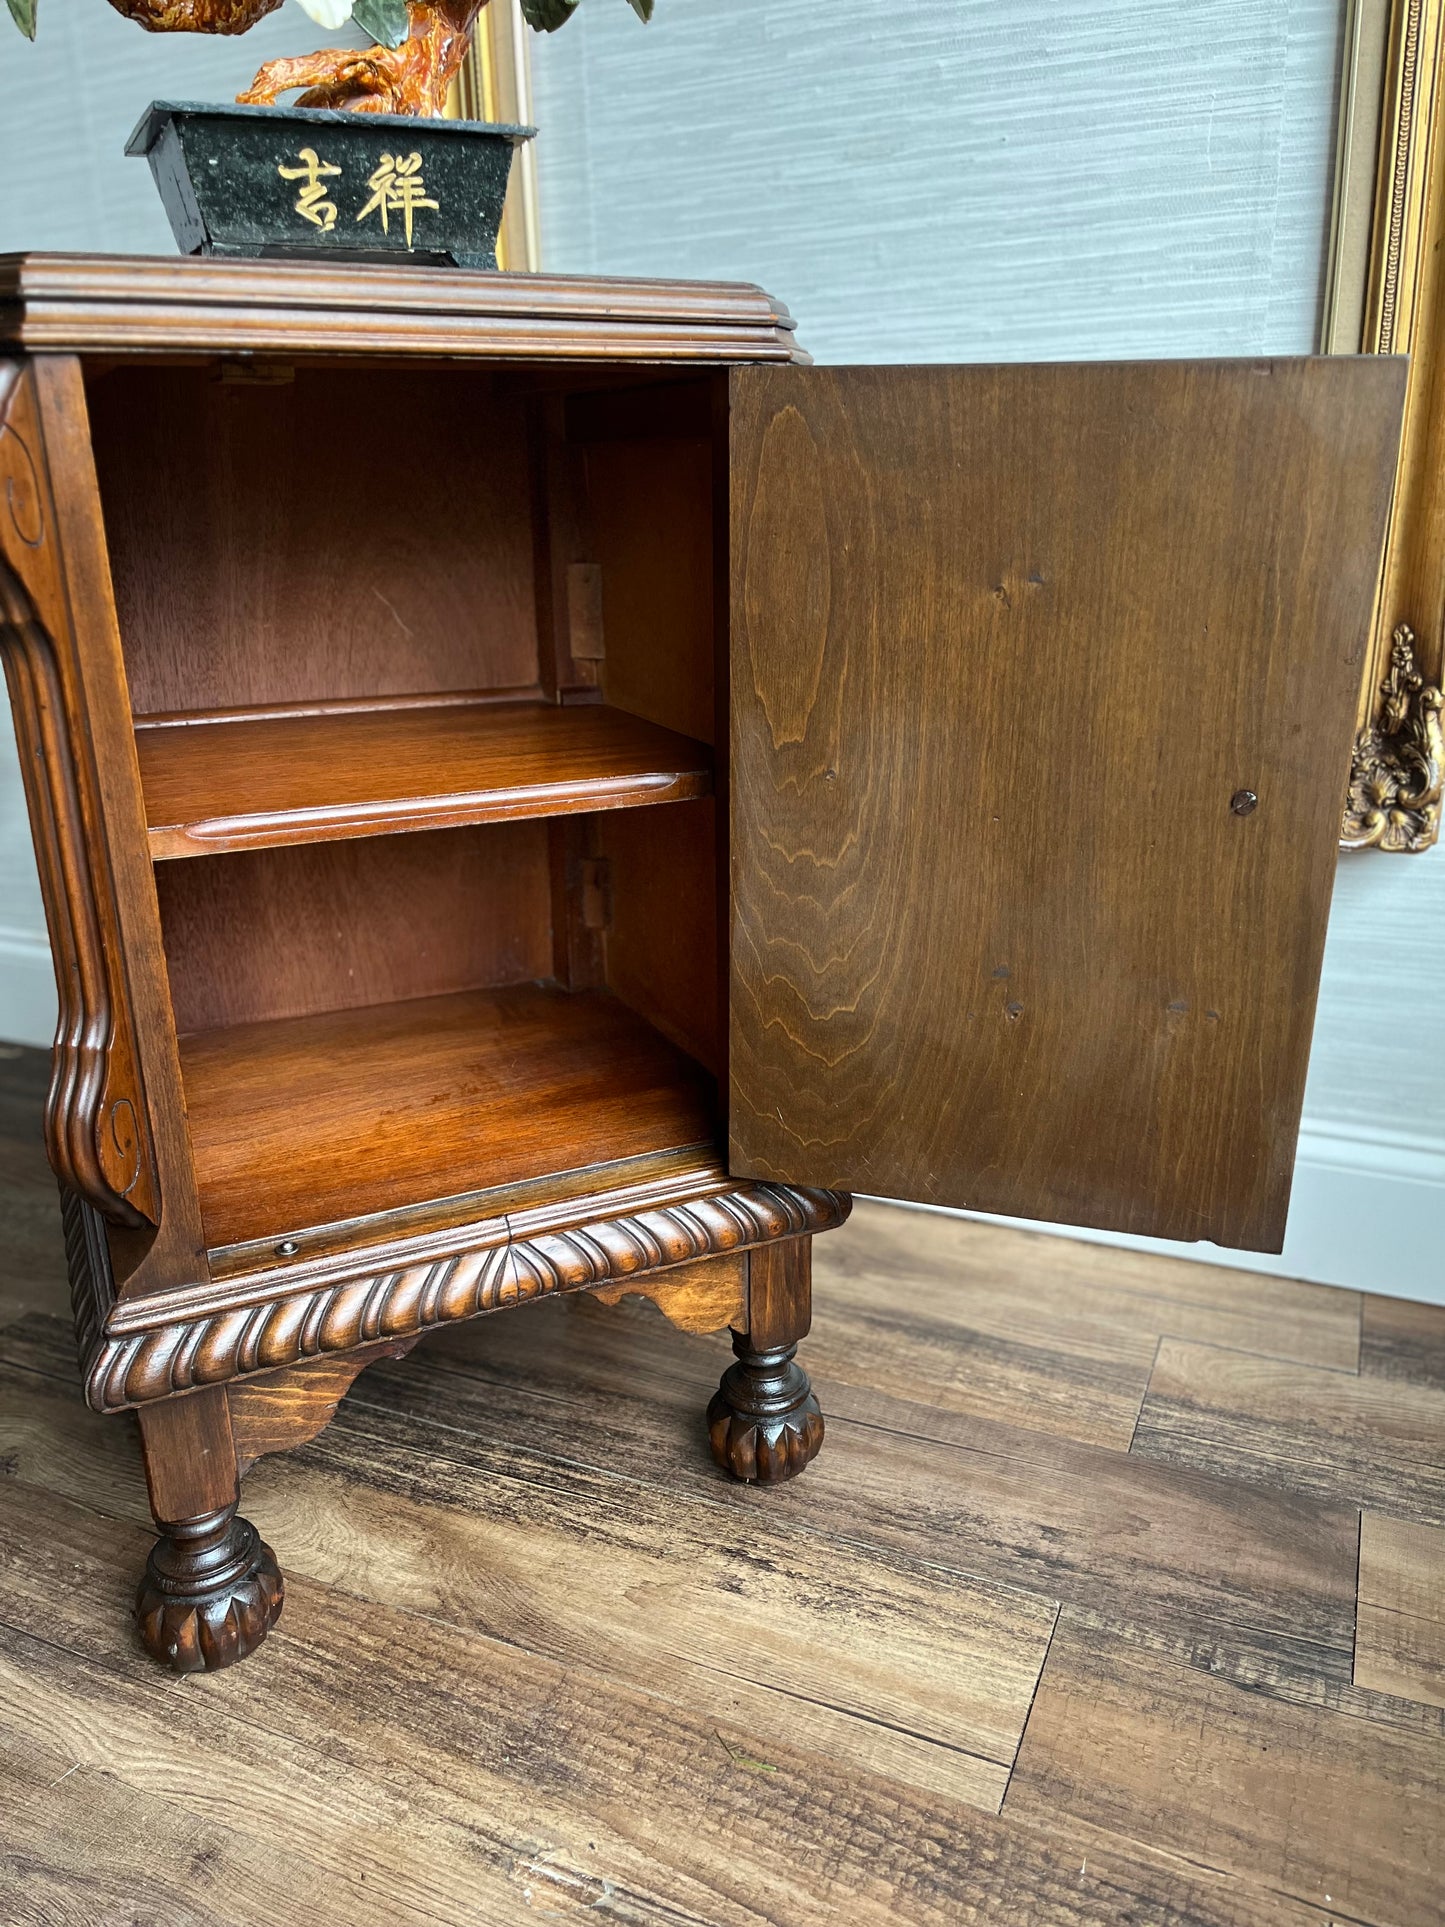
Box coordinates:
[0,1042,1441,1925]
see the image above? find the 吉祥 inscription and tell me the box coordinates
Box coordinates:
[275,145,439,247]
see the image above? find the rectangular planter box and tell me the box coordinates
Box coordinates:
[127,99,532,272]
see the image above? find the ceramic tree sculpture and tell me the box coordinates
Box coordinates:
[5,0,653,119]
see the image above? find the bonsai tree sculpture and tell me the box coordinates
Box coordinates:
[5,0,652,119]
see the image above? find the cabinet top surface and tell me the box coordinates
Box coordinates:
[0,252,802,364]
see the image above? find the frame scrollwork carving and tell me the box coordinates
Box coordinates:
[1341,624,1444,850]
[0,360,159,1224]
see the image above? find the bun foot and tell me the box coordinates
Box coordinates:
[136,1504,283,1674]
[708,1337,824,1484]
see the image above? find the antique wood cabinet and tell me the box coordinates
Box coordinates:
[0,255,1404,1672]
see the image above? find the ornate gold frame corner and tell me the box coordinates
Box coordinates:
[1341,623,1444,848]
[450,0,541,272]
[1329,0,1445,850]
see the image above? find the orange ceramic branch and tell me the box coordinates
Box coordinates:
[106,0,283,29]
[239,1,489,118]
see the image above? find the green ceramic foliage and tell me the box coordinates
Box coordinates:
[352,0,408,47]
[2,0,657,46]
[521,0,654,31]
[519,0,580,29]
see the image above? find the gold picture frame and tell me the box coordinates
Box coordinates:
[452,0,540,273]
[1328,0,1445,850]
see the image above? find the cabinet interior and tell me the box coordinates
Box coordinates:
[85,358,726,1256]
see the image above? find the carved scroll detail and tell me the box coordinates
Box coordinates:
[61,1184,117,1375]
[1341,624,1444,852]
[0,362,158,1224]
[74,1182,851,1413]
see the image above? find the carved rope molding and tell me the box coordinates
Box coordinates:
[0,362,158,1225]
[73,1181,852,1413]
[1341,625,1444,852]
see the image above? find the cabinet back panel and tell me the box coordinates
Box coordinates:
[564,387,716,746]
[86,364,538,715]
[157,821,552,1033]
[585,438,715,745]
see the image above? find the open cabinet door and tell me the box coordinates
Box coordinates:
[727,359,1404,1251]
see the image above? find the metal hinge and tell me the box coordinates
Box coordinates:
[579,856,612,931]
[566,561,605,663]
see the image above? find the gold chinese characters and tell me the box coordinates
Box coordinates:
[276,147,440,247]
[358,153,440,247]
[277,147,342,233]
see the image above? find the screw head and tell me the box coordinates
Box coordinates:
[275,1239,300,1258]
[1230,789,1258,816]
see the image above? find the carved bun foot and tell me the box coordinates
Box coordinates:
[707,1337,824,1484]
[136,1504,283,1674]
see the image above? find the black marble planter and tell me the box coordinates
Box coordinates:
[127,100,533,272]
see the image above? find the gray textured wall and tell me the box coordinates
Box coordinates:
[530,0,1342,360]
[0,3,365,256]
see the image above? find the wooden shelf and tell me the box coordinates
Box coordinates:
[178,983,718,1252]
[137,698,713,859]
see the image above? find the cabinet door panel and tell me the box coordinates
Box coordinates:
[727,360,1403,1251]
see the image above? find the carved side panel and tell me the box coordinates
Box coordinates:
[0,360,158,1226]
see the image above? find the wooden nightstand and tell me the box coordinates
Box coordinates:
[0,254,1404,1671]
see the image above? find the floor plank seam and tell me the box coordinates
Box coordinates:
[1354,1295,1365,1376]
[1351,1508,1363,1689]
[1133,1418,1445,1492]
[1055,1603,1359,1681]
[381,1352,585,1410]
[1002,1599,1061,1787]
[1125,1336,1162,1454]
[1146,1335,1369,1378]
[686,1656,1020,1773]
[820,1403,1148,1480]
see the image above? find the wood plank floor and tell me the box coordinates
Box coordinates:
[0,1043,1441,1926]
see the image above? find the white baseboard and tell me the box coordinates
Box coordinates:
[871,1120,1445,1306]
[0,930,55,1049]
